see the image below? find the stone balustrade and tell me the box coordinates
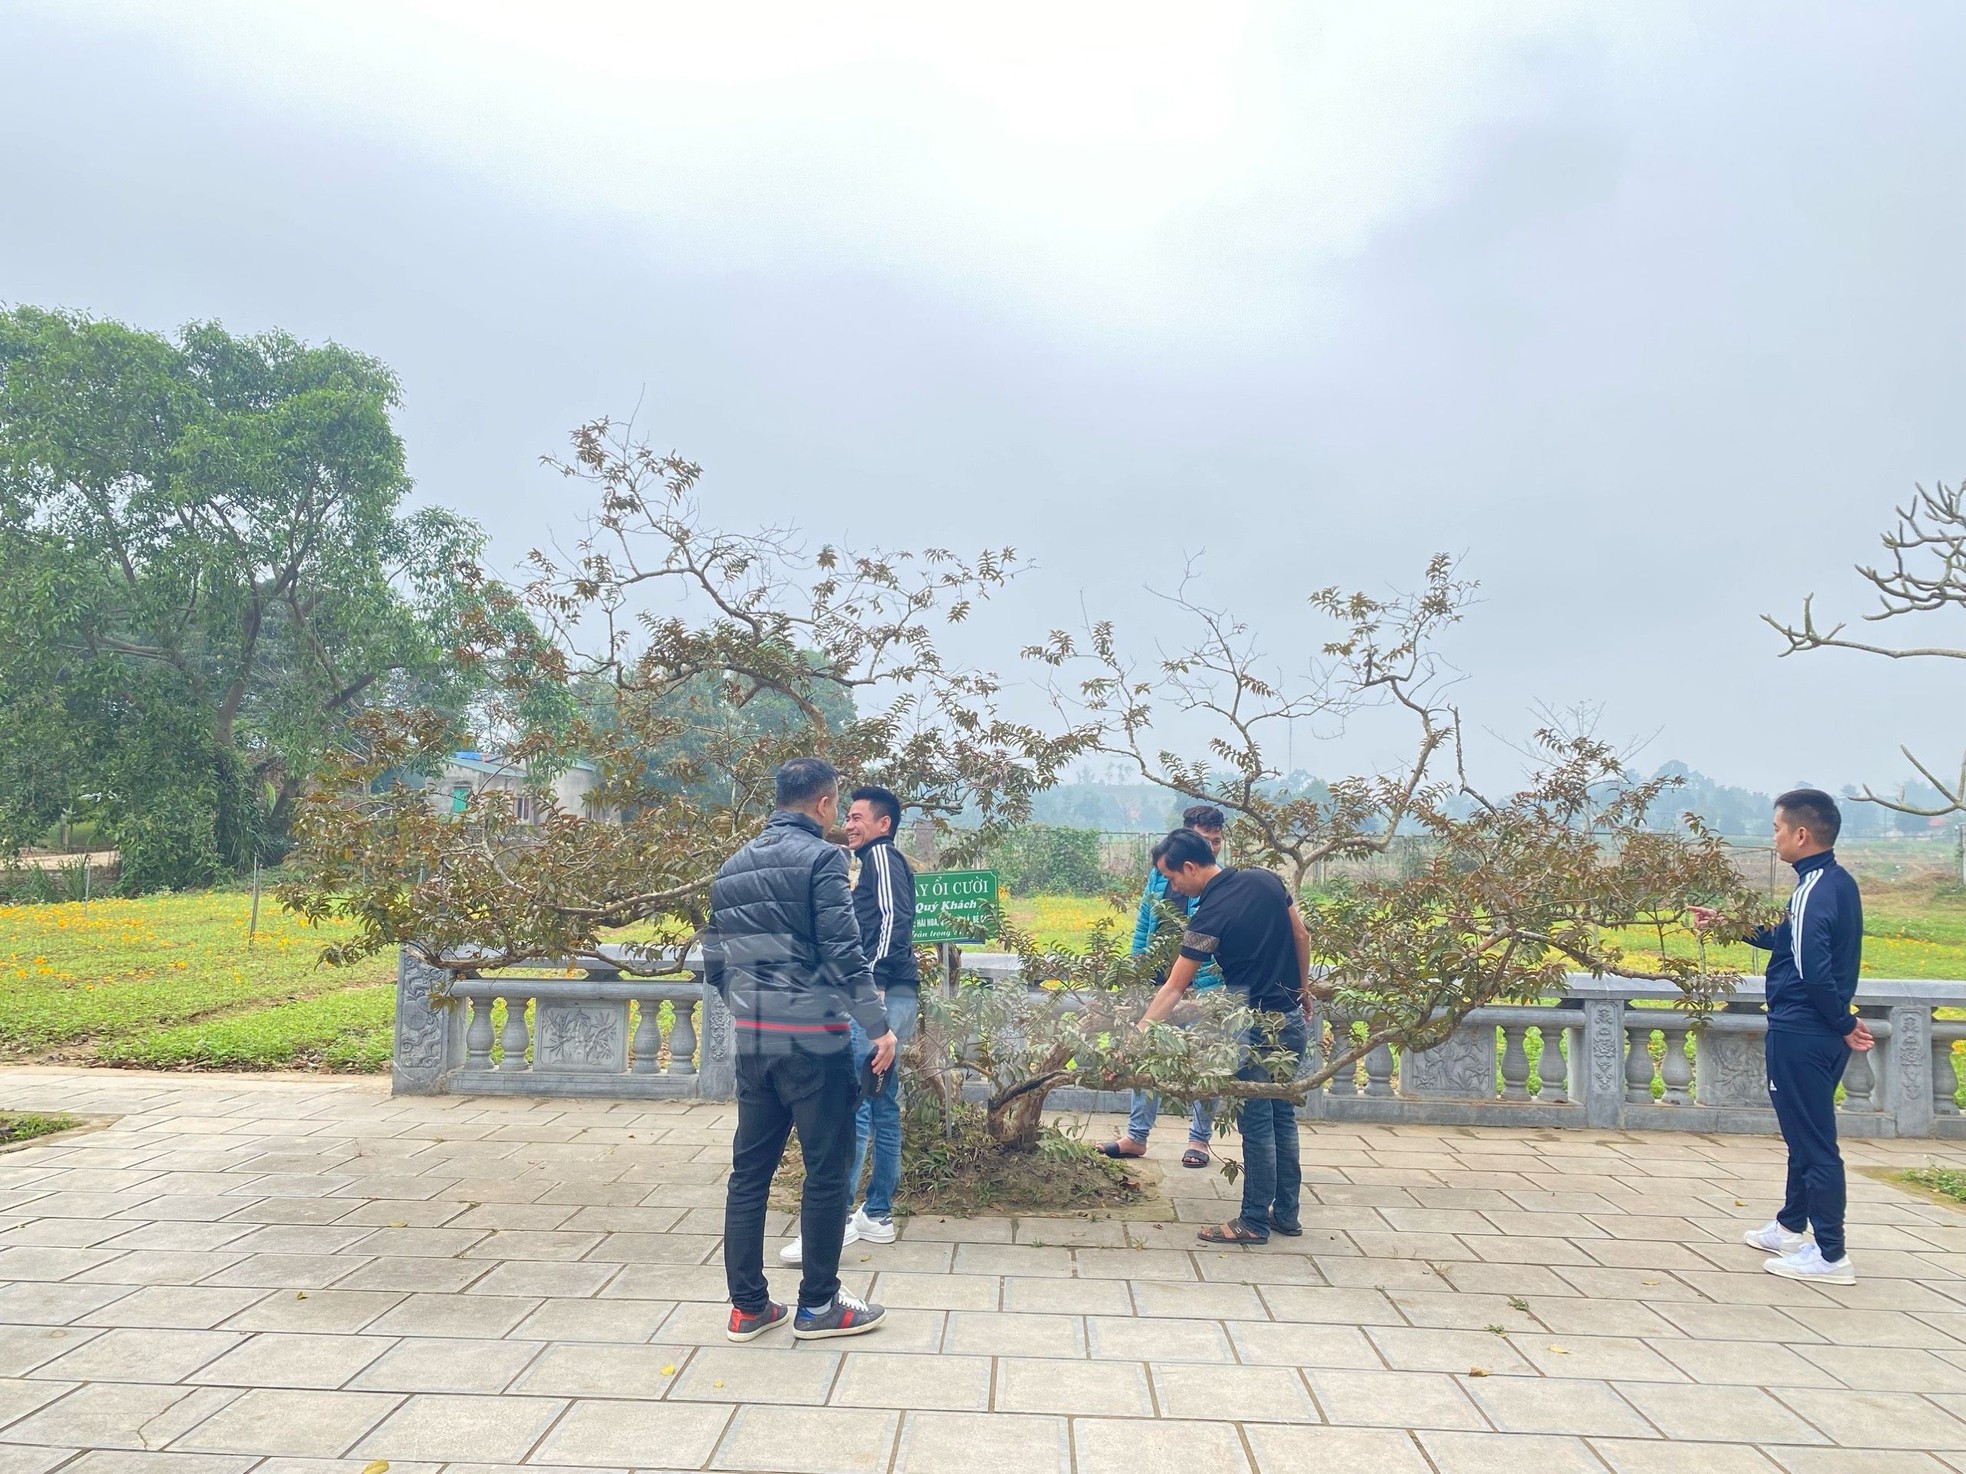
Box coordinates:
[393,946,1966,1138]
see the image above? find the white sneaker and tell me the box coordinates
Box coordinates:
[778,1217,861,1265]
[851,1207,897,1244]
[1764,1241,1856,1285]
[1742,1220,1808,1254]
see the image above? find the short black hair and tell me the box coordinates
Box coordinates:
[1182,804,1227,831]
[849,785,902,835]
[1151,828,1216,873]
[1775,788,1842,845]
[775,757,839,810]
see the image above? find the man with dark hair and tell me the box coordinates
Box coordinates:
[780,783,919,1261]
[1100,806,1226,1168]
[1139,828,1312,1246]
[706,757,897,1341]
[1694,786,1873,1285]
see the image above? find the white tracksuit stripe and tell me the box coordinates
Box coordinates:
[1789,869,1822,979]
[873,844,895,963]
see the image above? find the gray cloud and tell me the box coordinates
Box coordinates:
[0,2,1959,797]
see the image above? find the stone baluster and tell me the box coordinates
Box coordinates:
[1841,1037,1876,1112]
[1362,1039,1396,1097]
[1499,1026,1532,1100]
[1658,1023,1693,1105]
[630,998,662,1075]
[498,992,531,1073]
[1624,1023,1657,1105]
[1536,1025,1569,1102]
[464,996,495,1071]
[1935,1039,1961,1117]
[669,998,699,1077]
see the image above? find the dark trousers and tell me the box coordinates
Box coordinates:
[1766,1028,1851,1262]
[1236,1010,1307,1235]
[724,1047,859,1312]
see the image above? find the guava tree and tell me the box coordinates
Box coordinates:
[282,419,1093,972]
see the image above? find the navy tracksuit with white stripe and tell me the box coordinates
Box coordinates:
[1748,849,1862,1262]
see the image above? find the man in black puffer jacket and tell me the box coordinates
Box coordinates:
[706,757,896,1344]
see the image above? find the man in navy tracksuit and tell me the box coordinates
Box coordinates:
[1700,788,1874,1284]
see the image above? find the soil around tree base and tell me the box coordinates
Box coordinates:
[771,1106,1169,1219]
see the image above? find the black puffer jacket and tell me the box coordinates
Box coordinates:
[703,809,889,1054]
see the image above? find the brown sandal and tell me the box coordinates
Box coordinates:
[1197,1219,1269,1245]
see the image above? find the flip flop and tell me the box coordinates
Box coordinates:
[1097,1140,1146,1159]
[1198,1220,1269,1246]
[1181,1147,1210,1169]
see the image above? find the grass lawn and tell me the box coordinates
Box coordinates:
[0,890,391,1070]
[0,1112,79,1144]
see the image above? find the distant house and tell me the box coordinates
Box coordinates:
[434,752,612,824]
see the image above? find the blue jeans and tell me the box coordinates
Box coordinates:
[1235,1009,1306,1235]
[849,990,918,1219]
[1126,1090,1214,1146]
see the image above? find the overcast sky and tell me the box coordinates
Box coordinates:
[3,1,1961,800]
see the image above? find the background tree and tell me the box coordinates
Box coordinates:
[283,418,1093,972]
[1766,478,1966,817]
[0,307,484,886]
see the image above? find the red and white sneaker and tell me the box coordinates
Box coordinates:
[792,1290,886,1340]
[727,1300,788,1342]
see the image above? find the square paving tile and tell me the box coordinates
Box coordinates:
[9,1384,241,1452]
[510,1343,689,1399]
[348,1337,544,1394]
[519,1396,732,1468]
[1419,1430,1609,1473]
[1243,1423,1432,1474]
[672,1347,838,1406]
[352,1392,566,1462]
[1306,1370,1486,1431]
[829,1351,990,1412]
[1462,1375,1653,1438]
[1072,1416,1251,1474]
[31,1330,240,1385]
[1768,1388,1966,1450]
[711,1404,898,1474]
[1617,1383,1831,1445]
[896,1411,1068,1474]
[1087,1316,1230,1363]
[994,1358,1153,1417]
[186,1333,391,1390]
[1151,1363,1320,1422]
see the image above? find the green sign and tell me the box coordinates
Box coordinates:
[914,868,1000,945]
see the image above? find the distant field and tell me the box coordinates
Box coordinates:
[1004,880,1966,981]
[0,891,391,1070]
[3,852,1961,1080]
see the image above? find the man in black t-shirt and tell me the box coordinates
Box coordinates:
[1139,828,1311,1246]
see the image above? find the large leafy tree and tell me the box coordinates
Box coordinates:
[0,307,484,886]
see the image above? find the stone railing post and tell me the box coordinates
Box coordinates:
[1888,1005,1935,1138]
[394,949,463,1094]
[698,975,736,1099]
[1580,997,1624,1128]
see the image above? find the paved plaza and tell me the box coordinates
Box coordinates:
[0,1070,1959,1473]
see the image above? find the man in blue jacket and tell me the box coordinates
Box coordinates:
[1099,805,1226,1169]
[1696,788,1874,1285]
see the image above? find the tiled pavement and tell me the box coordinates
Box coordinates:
[0,1071,1960,1474]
